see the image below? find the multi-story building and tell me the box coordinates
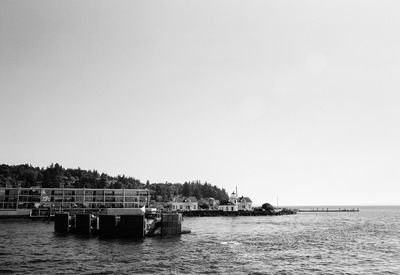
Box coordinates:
[0,188,151,211]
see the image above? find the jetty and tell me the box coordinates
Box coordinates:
[297,208,359,213]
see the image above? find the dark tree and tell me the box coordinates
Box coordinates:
[262,203,275,213]
[0,164,229,202]
[182,182,191,196]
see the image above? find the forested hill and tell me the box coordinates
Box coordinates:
[0,164,229,202]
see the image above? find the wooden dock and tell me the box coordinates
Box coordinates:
[297,208,359,213]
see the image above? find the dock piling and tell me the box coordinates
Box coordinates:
[75,214,92,234]
[98,215,117,236]
[162,213,182,236]
[54,213,69,233]
[119,215,146,238]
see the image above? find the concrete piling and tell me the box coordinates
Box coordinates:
[161,213,182,236]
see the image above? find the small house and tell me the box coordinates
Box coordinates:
[218,191,253,212]
[218,201,238,212]
[238,196,252,211]
[170,196,198,211]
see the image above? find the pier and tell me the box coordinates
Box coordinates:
[297,208,359,213]
[181,208,297,217]
[54,209,191,238]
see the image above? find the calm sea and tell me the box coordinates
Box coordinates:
[0,206,399,274]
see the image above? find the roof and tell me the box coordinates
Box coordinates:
[172,196,198,203]
[219,200,235,206]
[238,196,252,203]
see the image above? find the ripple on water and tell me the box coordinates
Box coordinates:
[1,207,400,274]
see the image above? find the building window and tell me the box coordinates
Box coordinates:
[231,207,234,211]
[180,205,182,210]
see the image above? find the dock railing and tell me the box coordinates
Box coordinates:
[30,208,103,218]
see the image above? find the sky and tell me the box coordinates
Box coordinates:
[1,0,400,206]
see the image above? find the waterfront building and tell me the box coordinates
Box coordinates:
[0,187,151,210]
[218,192,239,212]
[218,201,238,212]
[238,196,252,211]
[218,191,252,212]
[170,196,198,211]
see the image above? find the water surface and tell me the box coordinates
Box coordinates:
[0,206,399,274]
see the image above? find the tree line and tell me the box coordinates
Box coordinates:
[0,164,229,202]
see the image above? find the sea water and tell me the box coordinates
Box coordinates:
[0,206,399,274]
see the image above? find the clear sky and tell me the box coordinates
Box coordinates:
[1,0,400,206]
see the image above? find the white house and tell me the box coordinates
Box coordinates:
[218,192,239,212]
[219,192,252,212]
[218,201,238,212]
[238,196,252,211]
[170,196,198,211]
